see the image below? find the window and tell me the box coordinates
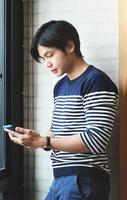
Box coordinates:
[0,0,5,171]
[0,0,23,199]
[0,193,3,200]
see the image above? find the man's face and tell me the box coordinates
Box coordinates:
[37,45,74,77]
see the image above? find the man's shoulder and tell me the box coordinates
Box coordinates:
[85,65,107,79]
[81,65,118,95]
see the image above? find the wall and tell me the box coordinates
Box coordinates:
[24,0,119,199]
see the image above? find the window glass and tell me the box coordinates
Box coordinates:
[0,193,3,200]
[0,0,5,170]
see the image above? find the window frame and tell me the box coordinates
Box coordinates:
[0,0,6,174]
[0,0,24,199]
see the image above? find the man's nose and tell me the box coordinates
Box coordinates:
[46,60,52,68]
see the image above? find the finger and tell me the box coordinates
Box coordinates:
[4,129,16,137]
[4,128,13,134]
[15,127,28,134]
[12,131,23,138]
[5,128,23,140]
[12,138,30,148]
[26,146,30,149]
[8,133,14,140]
[12,137,22,145]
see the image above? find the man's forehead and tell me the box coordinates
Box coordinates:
[38,45,56,53]
[38,45,55,55]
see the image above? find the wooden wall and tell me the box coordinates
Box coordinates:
[119,0,127,199]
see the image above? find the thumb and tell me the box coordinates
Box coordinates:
[15,127,27,134]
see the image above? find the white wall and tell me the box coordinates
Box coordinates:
[24,0,119,199]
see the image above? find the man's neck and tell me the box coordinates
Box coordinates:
[67,57,89,80]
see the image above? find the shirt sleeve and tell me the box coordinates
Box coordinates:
[80,75,118,154]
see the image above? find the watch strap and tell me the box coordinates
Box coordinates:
[43,136,51,151]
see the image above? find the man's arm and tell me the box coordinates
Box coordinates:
[4,127,90,153]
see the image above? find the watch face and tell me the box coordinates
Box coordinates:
[43,147,51,151]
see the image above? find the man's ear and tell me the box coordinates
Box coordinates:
[65,40,75,54]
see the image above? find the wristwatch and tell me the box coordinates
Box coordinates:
[43,136,51,151]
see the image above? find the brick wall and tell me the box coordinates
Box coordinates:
[24,0,119,199]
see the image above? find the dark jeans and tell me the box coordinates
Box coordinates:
[44,174,110,200]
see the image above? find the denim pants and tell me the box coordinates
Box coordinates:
[44,174,110,200]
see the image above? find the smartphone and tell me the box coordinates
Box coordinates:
[3,124,16,131]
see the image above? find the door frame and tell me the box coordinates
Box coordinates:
[119,0,127,199]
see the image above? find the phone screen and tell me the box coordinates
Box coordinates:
[3,125,16,131]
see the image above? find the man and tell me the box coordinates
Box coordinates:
[4,20,118,200]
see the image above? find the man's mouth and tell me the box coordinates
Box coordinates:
[51,69,57,73]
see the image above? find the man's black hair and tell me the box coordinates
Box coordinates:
[30,20,83,62]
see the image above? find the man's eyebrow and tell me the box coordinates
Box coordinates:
[43,50,53,57]
[39,50,53,60]
[39,51,48,60]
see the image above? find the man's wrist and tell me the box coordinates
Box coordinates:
[43,136,51,151]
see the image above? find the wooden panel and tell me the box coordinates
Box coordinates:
[119,0,127,199]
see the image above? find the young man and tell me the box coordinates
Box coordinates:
[4,20,118,200]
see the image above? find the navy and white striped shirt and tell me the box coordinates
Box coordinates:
[50,65,118,177]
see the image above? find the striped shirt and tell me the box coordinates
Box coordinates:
[50,65,118,177]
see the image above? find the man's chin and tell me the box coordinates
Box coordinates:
[54,72,65,77]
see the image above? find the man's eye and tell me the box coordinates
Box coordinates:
[41,57,45,61]
[46,54,53,58]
